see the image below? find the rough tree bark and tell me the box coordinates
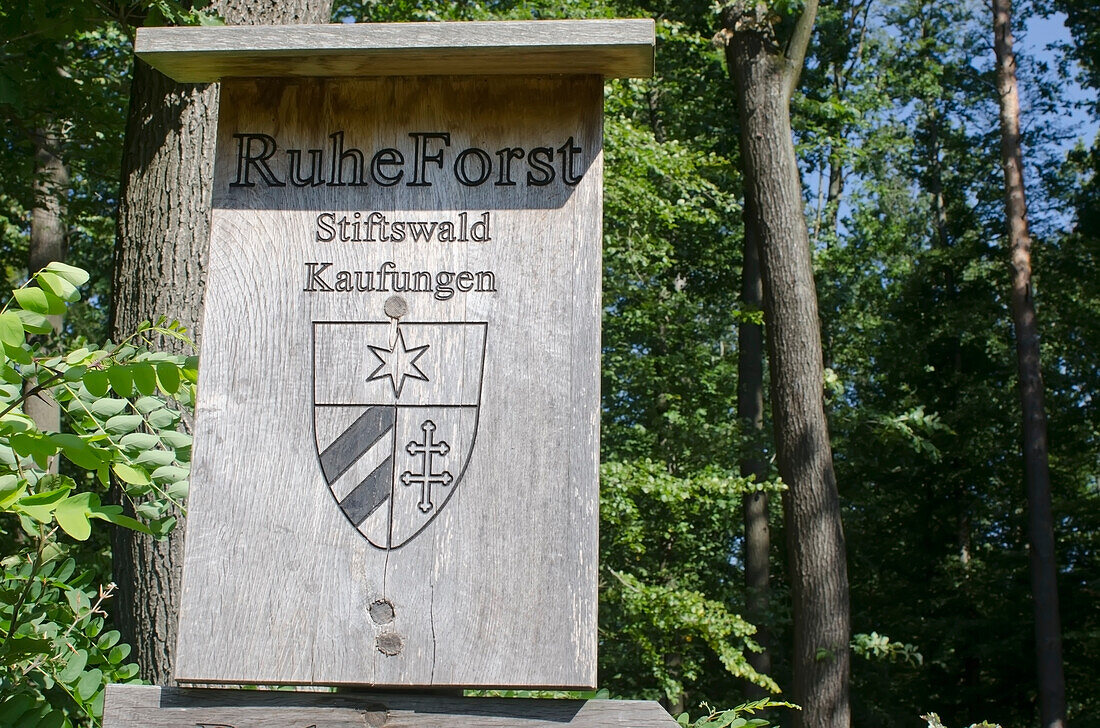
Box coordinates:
[26,125,69,462]
[992,2,1067,726]
[720,3,852,727]
[110,0,332,685]
[736,207,771,696]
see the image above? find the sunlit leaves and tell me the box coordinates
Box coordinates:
[0,264,194,727]
[601,460,785,703]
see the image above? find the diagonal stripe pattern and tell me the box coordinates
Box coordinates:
[319,406,396,526]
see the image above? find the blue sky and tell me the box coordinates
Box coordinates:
[1024,11,1098,149]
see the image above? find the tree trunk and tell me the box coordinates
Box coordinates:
[26,125,68,464]
[992,2,1067,726]
[722,3,851,726]
[737,203,772,695]
[822,155,843,240]
[110,0,332,685]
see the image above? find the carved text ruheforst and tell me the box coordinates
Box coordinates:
[230,130,587,189]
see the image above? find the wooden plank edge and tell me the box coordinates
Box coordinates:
[136,19,655,82]
[103,684,681,727]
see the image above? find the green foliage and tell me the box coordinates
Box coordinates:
[600,460,783,704]
[0,264,195,727]
[677,697,799,727]
[0,7,130,343]
[1050,0,1100,102]
[0,0,219,344]
[800,0,1100,724]
[850,632,922,667]
[921,712,1002,728]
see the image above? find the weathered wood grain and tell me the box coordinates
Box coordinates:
[104,685,680,727]
[136,20,655,82]
[174,76,602,687]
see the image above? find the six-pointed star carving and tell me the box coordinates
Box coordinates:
[367,329,430,397]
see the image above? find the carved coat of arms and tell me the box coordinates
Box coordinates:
[312,317,486,549]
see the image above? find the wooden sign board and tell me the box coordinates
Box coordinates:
[135,21,653,689]
[104,685,680,727]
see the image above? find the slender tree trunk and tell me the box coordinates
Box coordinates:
[26,125,68,465]
[110,0,332,685]
[721,3,851,726]
[822,156,843,240]
[993,2,1067,726]
[737,205,772,695]
[926,106,950,252]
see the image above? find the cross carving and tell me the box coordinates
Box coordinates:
[401,419,453,513]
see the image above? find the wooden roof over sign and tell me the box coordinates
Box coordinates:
[135,19,655,82]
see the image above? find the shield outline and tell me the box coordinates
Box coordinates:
[310,320,487,549]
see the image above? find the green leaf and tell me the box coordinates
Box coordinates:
[104,414,143,435]
[107,366,133,396]
[14,308,53,334]
[0,412,33,433]
[88,505,151,534]
[53,557,76,583]
[34,707,66,728]
[44,261,90,286]
[13,287,64,315]
[107,643,130,665]
[82,369,109,397]
[151,465,188,484]
[131,362,157,396]
[65,347,90,364]
[0,312,24,347]
[147,408,180,429]
[88,398,128,418]
[50,434,103,470]
[182,355,199,383]
[136,501,164,519]
[1,363,21,383]
[4,342,31,364]
[0,637,52,663]
[133,396,164,414]
[119,432,160,450]
[36,271,78,303]
[111,463,150,486]
[134,449,175,467]
[84,615,103,637]
[0,693,36,724]
[57,649,88,683]
[156,362,180,394]
[115,663,139,680]
[166,480,189,500]
[75,667,103,700]
[0,474,25,508]
[55,493,94,541]
[150,515,177,537]
[159,431,192,448]
[17,483,71,505]
[10,432,56,457]
[63,364,87,381]
[97,629,121,651]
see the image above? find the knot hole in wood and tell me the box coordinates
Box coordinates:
[376,632,404,656]
[369,598,396,625]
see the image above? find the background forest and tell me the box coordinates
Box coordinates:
[1,0,1097,727]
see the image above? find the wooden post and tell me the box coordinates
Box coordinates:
[106,19,659,723]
